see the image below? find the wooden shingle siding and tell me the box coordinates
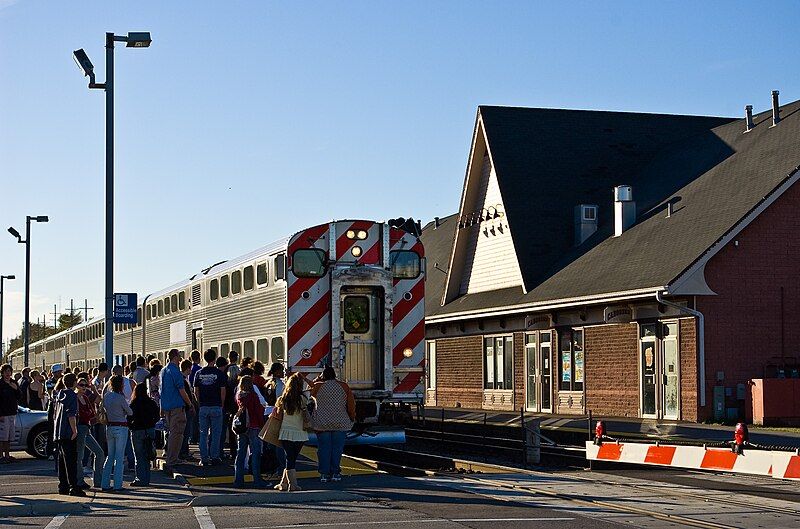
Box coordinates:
[459,154,523,295]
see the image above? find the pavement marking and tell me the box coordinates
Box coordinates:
[44,515,69,529]
[234,518,575,529]
[194,506,217,529]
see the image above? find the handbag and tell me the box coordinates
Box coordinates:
[96,399,108,426]
[259,408,283,447]
[302,396,315,432]
[232,405,249,435]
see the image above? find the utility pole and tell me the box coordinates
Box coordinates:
[52,304,60,332]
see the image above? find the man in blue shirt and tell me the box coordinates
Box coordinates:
[194,349,228,466]
[160,349,192,470]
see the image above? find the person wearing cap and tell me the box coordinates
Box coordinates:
[160,349,192,471]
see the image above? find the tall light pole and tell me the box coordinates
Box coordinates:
[73,31,152,367]
[8,216,48,367]
[0,274,16,363]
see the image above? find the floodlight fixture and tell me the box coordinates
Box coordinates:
[73,49,94,77]
[1,275,15,280]
[33,216,49,223]
[125,32,152,48]
[7,227,21,241]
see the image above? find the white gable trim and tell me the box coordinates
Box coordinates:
[667,166,800,296]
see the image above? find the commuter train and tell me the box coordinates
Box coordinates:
[7,219,426,430]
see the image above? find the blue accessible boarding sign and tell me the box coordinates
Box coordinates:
[113,293,138,324]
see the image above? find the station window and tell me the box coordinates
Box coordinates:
[220,275,230,298]
[271,337,285,364]
[558,329,584,392]
[179,292,186,311]
[243,266,254,291]
[232,270,242,295]
[390,250,421,279]
[210,279,219,301]
[171,294,178,312]
[484,335,514,390]
[158,300,164,317]
[256,339,269,363]
[164,297,171,315]
[256,262,268,286]
[244,340,254,358]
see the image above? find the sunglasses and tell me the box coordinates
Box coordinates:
[77,384,89,388]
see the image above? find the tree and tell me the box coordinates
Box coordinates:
[58,312,82,332]
[7,311,84,352]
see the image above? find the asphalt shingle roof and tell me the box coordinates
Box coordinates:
[425,101,800,318]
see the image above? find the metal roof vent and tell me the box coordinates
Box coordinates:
[614,185,636,237]
[745,105,754,132]
[574,204,598,246]
[772,90,780,126]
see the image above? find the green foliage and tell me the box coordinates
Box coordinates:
[7,311,84,352]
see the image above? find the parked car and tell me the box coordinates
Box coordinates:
[12,406,49,459]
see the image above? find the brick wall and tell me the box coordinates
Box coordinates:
[679,318,698,421]
[514,332,525,408]
[584,323,639,418]
[698,179,800,422]
[431,336,484,409]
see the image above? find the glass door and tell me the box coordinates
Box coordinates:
[540,332,552,412]
[640,324,657,417]
[525,334,537,411]
[662,323,680,419]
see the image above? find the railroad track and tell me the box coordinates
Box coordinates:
[345,445,800,529]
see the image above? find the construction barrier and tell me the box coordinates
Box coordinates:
[585,441,800,480]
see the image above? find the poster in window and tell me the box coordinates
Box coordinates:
[574,350,584,383]
[561,351,572,382]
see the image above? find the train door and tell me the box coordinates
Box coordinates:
[340,287,382,389]
[192,328,204,353]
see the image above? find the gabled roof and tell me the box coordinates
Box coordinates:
[427,100,800,320]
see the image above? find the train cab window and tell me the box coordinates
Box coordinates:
[220,343,230,357]
[221,275,230,298]
[271,337,285,364]
[244,340,254,358]
[343,296,370,334]
[210,279,219,301]
[291,249,326,278]
[164,297,171,315]
[243,266,254,291]
[158,300,164,317]
[171,294,178,312]
[256,339,269,363]
[275,253,286,281]
[390,250,421,279]
[179,292,186,311]
[232,270,242,295]
[256,263,268,286]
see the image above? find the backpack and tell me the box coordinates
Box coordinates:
[264,381,277,407]
[231,400,249,435]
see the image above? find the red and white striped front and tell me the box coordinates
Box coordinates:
[390,227,425,394]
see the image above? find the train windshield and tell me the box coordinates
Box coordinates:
[389,250,420,279]
[292,248,327,277]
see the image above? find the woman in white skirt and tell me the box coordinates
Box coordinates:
[273,373,309,491]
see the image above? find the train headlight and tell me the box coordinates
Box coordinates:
[346,230,356,239]
[356,230,368,240]
[351,245,363,257]
[402,347,414,358]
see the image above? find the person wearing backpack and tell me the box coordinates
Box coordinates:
[129,382,160,486]
[233,375,266,488]
[262,363,286,477]
[75,379,103,490]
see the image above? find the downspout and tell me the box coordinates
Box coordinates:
[656,291,705,408]
[141,294,152,357]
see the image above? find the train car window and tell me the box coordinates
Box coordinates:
[271,337,285,363]
[244,340,254,358]
[210,279,219,301]
[171,294,178,312]
[164,297,171,315]
[291,249,326,278]
[275,253,286,281]
[256,263,268,286]
[243,266,254,291]
[343,296,370,334]
[152,304,158,319]
[179,292,186,310]
[231,342,241,356]
[100,322,104,336]
[158,300,164,317]
[137,307,142,325]
[390,250,421,279]
[221,275,230,298]
[220,343,230,357]
[256,339,269,363]
[232,270,242,295]
[146,305,151,320]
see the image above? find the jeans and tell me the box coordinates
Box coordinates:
[164,407,187,466]
[131,428,155,485]
[125,432,135,469]
[234,429,263,486]
[317,430,347,477]
[76,424,103,487]
[57,439,78,493]
[264,442,286,474]
[102,426,128,490]
[181,408,193,456]
[198,406,223,462]
[93,423,107,455]
[281,440,305,470]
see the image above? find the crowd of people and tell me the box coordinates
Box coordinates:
[0,348,356,496]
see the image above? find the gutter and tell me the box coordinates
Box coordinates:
[656,291,705,408]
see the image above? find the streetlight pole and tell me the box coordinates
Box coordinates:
[73,31,151,367]
[0,275,16,363]
[8,215,48,367]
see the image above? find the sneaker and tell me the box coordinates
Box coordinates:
[129,480,148,487]
[320,475,329,483]
[69,488,87,497]
[331,474,342,482]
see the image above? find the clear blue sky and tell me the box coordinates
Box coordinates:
[2,0,800,346]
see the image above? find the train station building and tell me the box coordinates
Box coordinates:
[422,97,800,423]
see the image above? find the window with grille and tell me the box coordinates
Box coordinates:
[192,284,202,306]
